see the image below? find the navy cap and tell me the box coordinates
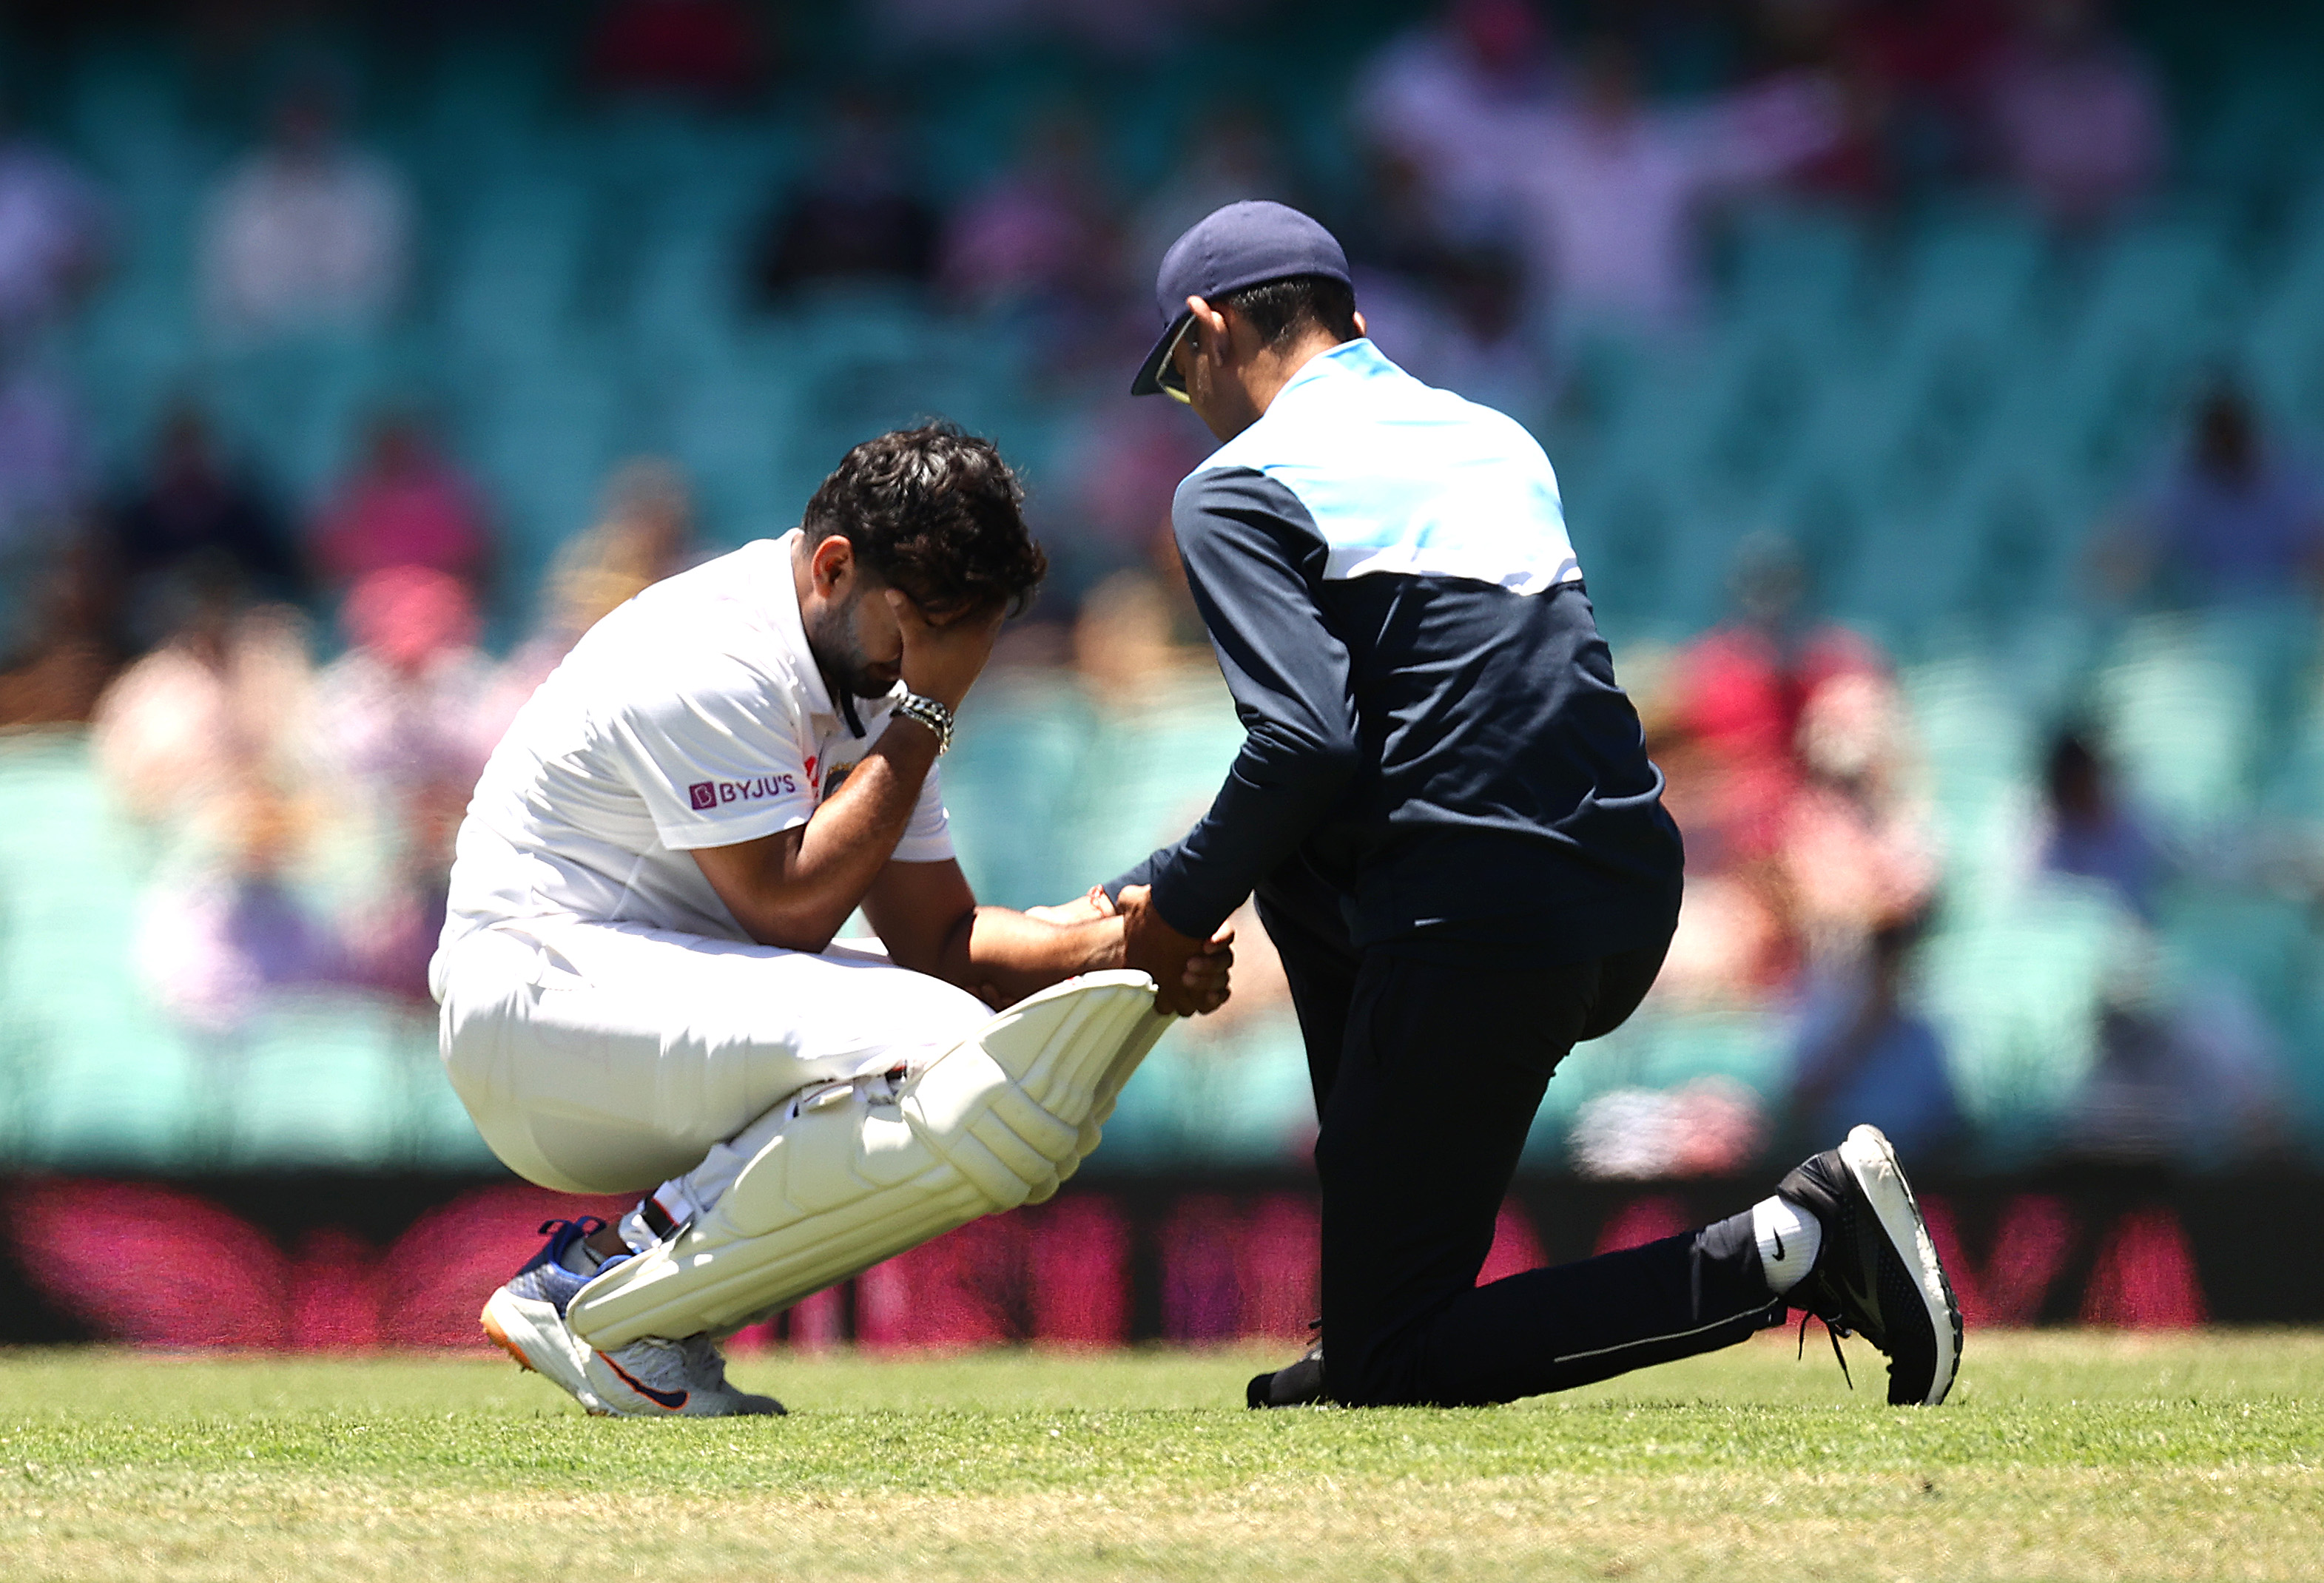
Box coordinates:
[1130,200,1352,397]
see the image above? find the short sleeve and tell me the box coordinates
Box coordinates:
[600,661,818,851]
[890,760,955,863]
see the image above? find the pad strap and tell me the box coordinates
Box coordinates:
[637,1197,680,1243]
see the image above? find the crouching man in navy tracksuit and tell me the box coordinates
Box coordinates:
[1087,202,1962,1411]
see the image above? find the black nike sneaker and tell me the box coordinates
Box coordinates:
[1247,1323,1329,1408]
[1777,1124,1963,1406]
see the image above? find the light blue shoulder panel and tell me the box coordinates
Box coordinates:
[1195,339,1580,595]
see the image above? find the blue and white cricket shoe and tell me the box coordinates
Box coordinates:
[483,1216,786,1419]
[582,1331,785,1418]
[481,1218,614,1414]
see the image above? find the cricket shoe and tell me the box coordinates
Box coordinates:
[583,1331,786,1418]
[1246,1320,1329,1409]
[480,1218,613,1414]
[1777,1124,1963,1406]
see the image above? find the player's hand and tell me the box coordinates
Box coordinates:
[888,588,1004,712]
[1119,884,1233,1016]
[1179,922,1234,1014]
[1024,885,1116,926]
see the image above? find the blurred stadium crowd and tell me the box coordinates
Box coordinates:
[1,0,2322,1184]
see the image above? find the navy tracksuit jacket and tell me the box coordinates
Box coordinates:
[1114,338,1782,1406]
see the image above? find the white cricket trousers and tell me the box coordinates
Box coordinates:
[435,919,994,1196]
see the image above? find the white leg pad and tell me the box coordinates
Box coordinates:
[565,971,1171,1349]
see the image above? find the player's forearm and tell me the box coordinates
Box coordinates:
[1139,738,1355,939]
[938,907,1123,1005]
[731,726,937,950]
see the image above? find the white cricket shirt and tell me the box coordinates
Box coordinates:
[430,533,952,996]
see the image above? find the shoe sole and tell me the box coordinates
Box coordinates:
[482,1289,610,1416]
[1837,1123,1963,1405]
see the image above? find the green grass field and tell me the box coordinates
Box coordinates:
[2,1331,2318,1582]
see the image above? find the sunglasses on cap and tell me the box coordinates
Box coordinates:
[1156,315,1196,403]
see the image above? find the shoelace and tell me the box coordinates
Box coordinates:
[1796,1309,1854,1391]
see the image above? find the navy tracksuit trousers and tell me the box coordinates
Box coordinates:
[1255,859,1785,1408]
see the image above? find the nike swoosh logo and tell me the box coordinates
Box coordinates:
[599,1352,688,1411]
[1771,1226,1785,1260]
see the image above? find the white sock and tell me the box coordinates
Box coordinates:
[1754,1195,1822,1297]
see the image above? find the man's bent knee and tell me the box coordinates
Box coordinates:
[565,973,1168,1349]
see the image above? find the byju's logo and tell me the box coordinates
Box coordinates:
[688,774,798,812]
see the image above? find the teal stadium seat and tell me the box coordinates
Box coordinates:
[2094,615,2263,840]
[1920,882,2137,1159]
[226,993,409,1169]
[0,735,199,1171]
[940,670,1093,910]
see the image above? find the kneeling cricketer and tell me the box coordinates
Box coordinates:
[430,423,1230,1416]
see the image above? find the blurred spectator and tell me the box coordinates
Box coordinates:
[1650,537,1893,1005]
[1779,668,1939,956]
[1341,145,1464,300]
[2072,949,2282,1165]
[339,774,466,1009]
[542,456,695,633]
[0,530,118,726]
[1391,247,1552,424]
[2099,384,2324,606]
[110,403,300,646]
[91,588,314,827]
[1072,568,1204,704]
[308,414,490,592]
[1128,108,1293,292]
[306,564,499,1011]
[135,780,341,1039]
[2037,728,2163,919]
[940,109,1117,317]
[0,115,108,340]
[1354,0,1562,246]
[1980,0,2163,226]
[0,364,87,572]
[0,365,95,715]
[1338,148,1552,416]
[1043,400,1213,602]
[750,97,937,299]
[311,564,499,801]
[1667,534,1884,865]
[868,0,1229,59]
[1848,0,2009,190]
[586,0,771,103]
[1782,38,1903,206]
[1788,912,1960,1156]
[1646,862,1789,1005]
[198,86,412,340]
[1502,38,1841,334]
[482,456,700,732]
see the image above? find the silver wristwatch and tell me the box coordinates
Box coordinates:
[891,691,955,755]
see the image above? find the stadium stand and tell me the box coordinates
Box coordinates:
[3,2,2324,1180]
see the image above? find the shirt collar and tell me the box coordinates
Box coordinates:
[1270,337,1392,407]
[769,529,838,723]
[1199,338,1395,472]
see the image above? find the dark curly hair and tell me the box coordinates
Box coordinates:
[802,422,1048,617]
